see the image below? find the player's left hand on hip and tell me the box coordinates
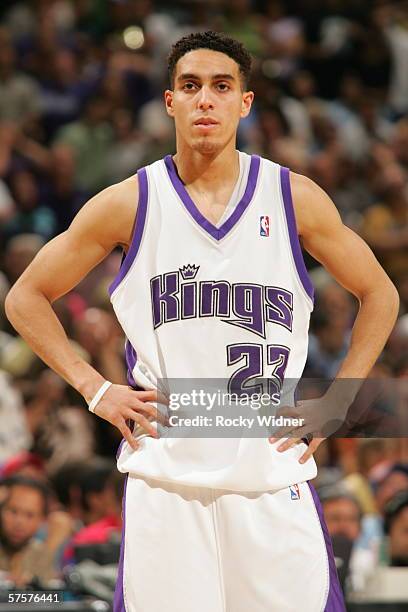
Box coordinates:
[268,394,349,462]
[297,436,326,463]
[269,433,326,463]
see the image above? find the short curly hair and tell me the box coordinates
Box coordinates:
[167,31,252,89]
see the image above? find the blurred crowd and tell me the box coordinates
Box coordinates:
[0,0,408,605]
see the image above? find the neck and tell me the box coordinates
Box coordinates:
[173,141,239,192]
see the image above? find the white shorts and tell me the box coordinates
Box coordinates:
[113,476,345,612]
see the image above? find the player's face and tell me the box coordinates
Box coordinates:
[165,49,254,155]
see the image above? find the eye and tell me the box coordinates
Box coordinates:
[216,82,230,91]
[183,82,198,91]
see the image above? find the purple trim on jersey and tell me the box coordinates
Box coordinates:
[113,475,128,612]
[116,437,126,460]
[115,338,143,461]
[280,166,314,302]
[308,483,346,612]
[108,167,149,297]
[164,154,260,241]
[125,339,138,388]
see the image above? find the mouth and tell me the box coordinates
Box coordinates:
[193,118,219,128]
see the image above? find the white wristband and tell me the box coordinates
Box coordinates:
[88,381,112,413]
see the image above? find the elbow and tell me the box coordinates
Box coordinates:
[4,287,19,327]
[389,281,400,320]
[359,276,400,320]
[4,284,28,330]
[381,277,400,323]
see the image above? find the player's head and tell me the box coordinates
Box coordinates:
[165,31,253,155]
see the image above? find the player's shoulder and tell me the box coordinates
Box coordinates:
[68,174,140,250]
[101,174,140,206]
[89,174,139,222]
[287,171,339,236]
[288,171,318,202]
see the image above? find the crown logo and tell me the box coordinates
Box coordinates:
[179,264,200,280]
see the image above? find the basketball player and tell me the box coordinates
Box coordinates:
[5,32,399,611]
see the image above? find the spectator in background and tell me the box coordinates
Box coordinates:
[51,460,87,524]
[356,439,397,482]
[0,476,55,586]
[307,308,350,378]
[106,108,146,184]
[55,457,124,567]
[72,307,127,389]
[353,1,392,96]
[321,485,383,595]
[384,490,408,566]
[0,27,41,126]
[301,0,357,100]
[385,2,408,116]
[3,170,56,243]
[321,486,363,593]
[54,94,114,194]
[322,487,362,543]
[38,48,91,142]
[29,369,95,474]
[384,314,408,372]
[0,372,32,465]
[2,234,45,286]
[262,0,305,82]
[77,458,122,527]
[392,116,408,170]
[361,162,408,280]
[62,467,125,567]
[0,178,14,224]
[374,463,408,516]
[306,281,354,377]
[43,145,88,233]
[0,452,45,482]
[0,271,11,334]
[218,0,263,56]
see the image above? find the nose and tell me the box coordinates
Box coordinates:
[197,86,214,111]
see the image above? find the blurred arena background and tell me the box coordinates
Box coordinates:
[0,0,407,610]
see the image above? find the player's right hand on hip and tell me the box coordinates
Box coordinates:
[92,385,167,450]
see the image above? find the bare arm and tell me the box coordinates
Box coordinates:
[292,172,399,381]
[270,173,400,459]
[5,177,159,448]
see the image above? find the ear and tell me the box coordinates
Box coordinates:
[164,90,175,117]
[241,91,254,119]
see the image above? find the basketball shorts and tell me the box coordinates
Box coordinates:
[113,476,345,612]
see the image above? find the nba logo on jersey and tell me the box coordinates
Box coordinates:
[260,216,269,237]
[289,484,300,500]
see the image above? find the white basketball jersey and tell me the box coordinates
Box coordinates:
[109,152,317,491]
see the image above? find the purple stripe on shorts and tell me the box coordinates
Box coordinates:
[109,167,149,296]
[308,483,346,612]
[164,154,260,241]
[113,474,128,612]
[280,166,314,302]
